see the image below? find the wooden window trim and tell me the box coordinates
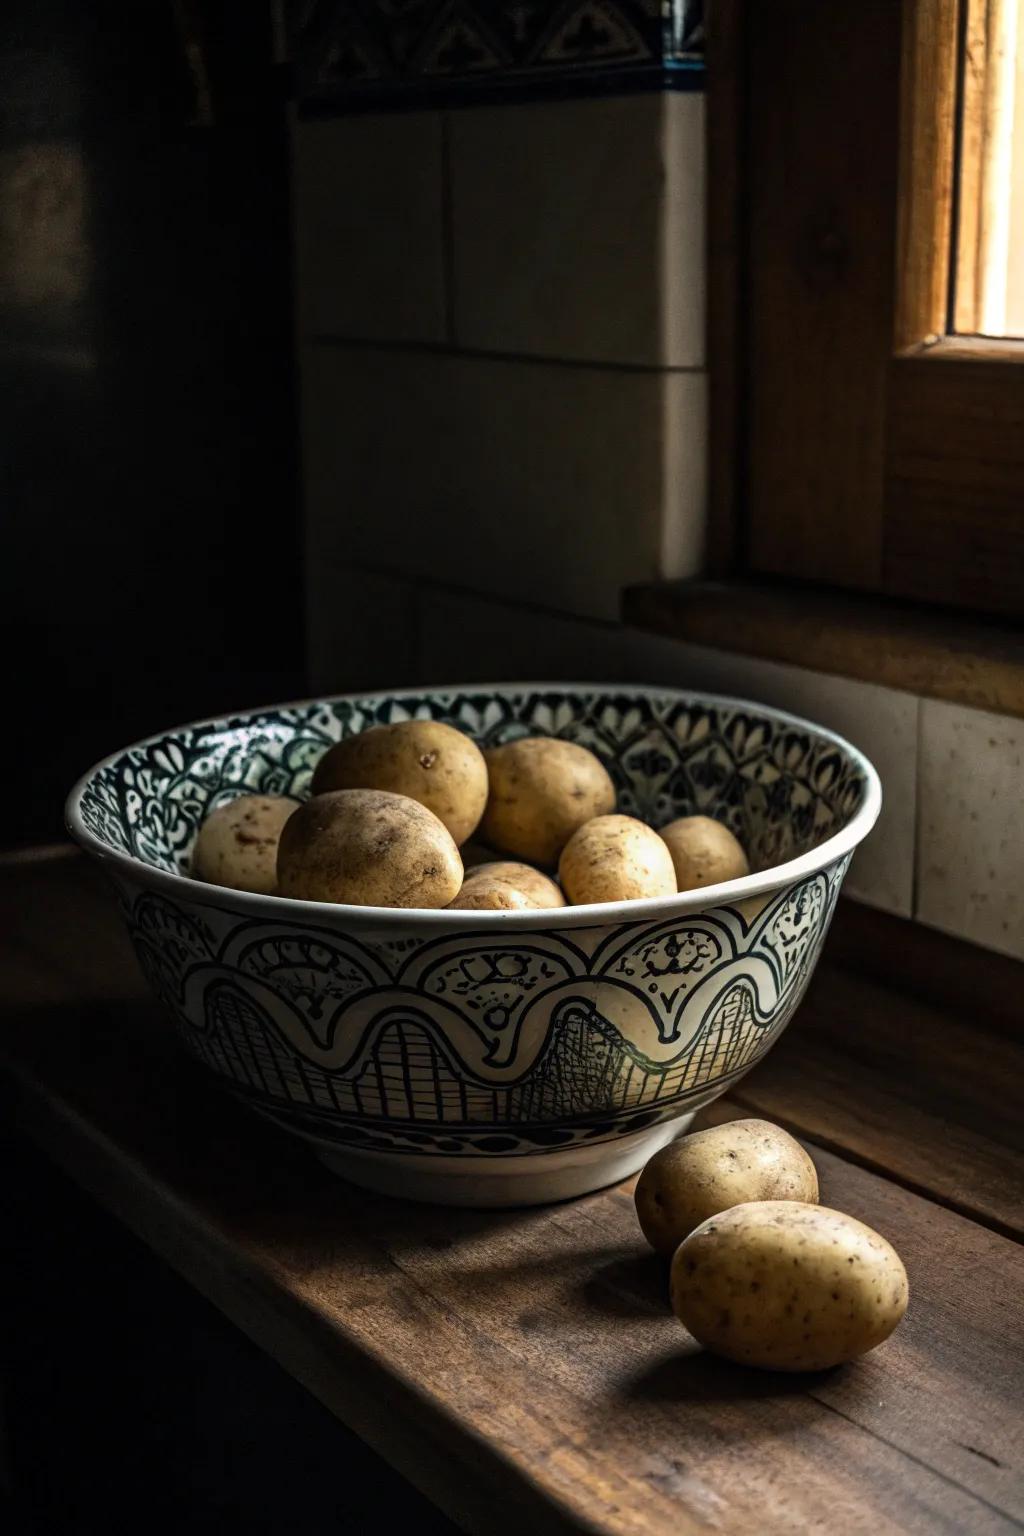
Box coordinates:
[673,0,1024,648]
[896,0,960,349]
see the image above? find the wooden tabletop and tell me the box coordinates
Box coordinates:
[2,851,1023,1535]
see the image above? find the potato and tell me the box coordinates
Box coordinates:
[670,1201,909,1371]
[479,738,615,867]
[635,1119,818,1255]
[311,720,488,845]
[659,815,749,892]
[448,861,565,911]
[192,794,300,895]
[559,814,676,906]
[276,789,462,908]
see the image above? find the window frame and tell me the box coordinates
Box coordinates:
[707,0,1024,619]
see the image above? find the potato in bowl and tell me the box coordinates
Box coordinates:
[67,684,880,1207]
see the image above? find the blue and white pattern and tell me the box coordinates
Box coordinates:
[78,686,866,883]
[72,686,873,1170]
[288,0,705,113]
[119,861,846,1158]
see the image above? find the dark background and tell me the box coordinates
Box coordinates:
[1,0,304,849]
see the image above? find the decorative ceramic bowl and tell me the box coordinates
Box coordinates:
[68,684,880,1207]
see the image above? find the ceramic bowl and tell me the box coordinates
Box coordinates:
[68,684,880,1207]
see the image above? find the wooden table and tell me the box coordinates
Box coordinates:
[2,851,1022,1534]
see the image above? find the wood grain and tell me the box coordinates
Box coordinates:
[744,0,902,589]
[953,0,1019,335]
[894,0,960,348]
[884,347,1024,615]
[826,895,1024,1043]
[714,0,1024,616]
[5,991,1023,1535]
[2,854,1024,1533]
[726,960,1024,1240]
[621,577,1024,719]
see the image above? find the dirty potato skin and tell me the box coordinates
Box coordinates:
[670,1201,909,1371]
[559,814,676,905]
[448,861,565,911]
[311,721,488,846]
[276,789,463,908]
[479,738,615,867]
[635,1119,818,1256]
[192,794,300,895]
[659,815,749,892]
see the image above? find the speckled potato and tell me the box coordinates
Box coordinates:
[276,789,462,908]
[479,738,615,867]
[448,861,565,911]
[311,721,488,846]
[670,1201,909,1371]
[192,794,300,895]
[635,1120,818,1256]
[558,814,676,906]
[659,815,750,892]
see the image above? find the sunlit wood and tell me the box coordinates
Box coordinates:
[955,0,1022,335]
[895,0,961,348]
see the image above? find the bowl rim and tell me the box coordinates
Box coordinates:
[65,680,882,931]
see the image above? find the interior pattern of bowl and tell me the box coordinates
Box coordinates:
[68,685,880,1204]
[74,684,874,901]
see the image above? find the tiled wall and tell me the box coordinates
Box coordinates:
[297,87,708,660]
[292,43,1023,965]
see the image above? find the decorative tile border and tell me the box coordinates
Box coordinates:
[288,0,705,114]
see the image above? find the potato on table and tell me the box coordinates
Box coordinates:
[480,737,615,867]
[635,1119,818,1255]
[192,794,299,895]
[311,720,488,846]
[659,815,749,892]
[448,861,565,911]
[277,789,462,908]
[559,814,676,906]
[670,1201,909,1371]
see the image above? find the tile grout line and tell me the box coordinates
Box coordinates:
[336,562,626,635]
[306,333,706,377]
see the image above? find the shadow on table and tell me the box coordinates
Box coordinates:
[620,1347,840,1404]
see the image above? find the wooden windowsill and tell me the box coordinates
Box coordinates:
[622,579,1024,719]
[899,334,1024,363]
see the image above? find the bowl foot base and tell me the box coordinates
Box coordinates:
[310,1116,695,1207]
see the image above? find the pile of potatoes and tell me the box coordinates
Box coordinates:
[634,1119,909,1371]
[191,719,752,909]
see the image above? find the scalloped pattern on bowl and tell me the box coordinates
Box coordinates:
[69,685,878,1205]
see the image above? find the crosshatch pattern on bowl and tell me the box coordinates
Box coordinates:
[78,687,869,883]
[119,855,846,1159]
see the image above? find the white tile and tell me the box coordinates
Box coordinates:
[622,633,918,917]
[917,701,1024,960]
[302,344,706,621]
[306,562,419,697]
[417,586,627,687]
[293,114,446,343]
[449,93,705,366]
[662,90,707,371]
[660,370,708,578]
